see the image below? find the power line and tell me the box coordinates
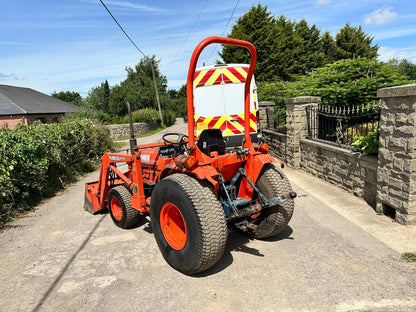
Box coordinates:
[99,0,164,126]
[99,0,146,58]
[205,0,240,64]
[165,0,209,69]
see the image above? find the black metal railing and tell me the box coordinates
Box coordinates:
[307,103,380,149]
[274,110,287,134]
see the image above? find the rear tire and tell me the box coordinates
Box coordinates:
[253,163,294,239]
[150,174,227,275]
[108,185,140,229]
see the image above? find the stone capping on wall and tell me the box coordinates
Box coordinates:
[377,82,416,98]
[284,96,322,105]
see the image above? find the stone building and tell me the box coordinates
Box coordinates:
[0,84,79,129]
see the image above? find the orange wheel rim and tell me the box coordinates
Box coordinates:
[111,197,123,221]
[160,202,187,250]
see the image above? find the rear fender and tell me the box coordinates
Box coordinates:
[250,153,276,183]
[238,153,276,199]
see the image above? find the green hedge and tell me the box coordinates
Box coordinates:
[0,119,114,228]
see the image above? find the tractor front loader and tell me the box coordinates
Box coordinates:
[84,36,296,275]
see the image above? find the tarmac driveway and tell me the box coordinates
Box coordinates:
[1,119,415,312]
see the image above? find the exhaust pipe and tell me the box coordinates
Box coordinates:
[127,101,137,154]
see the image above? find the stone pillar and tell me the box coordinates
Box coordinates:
[258,101,275,130]
[377,83,416,225]
[285,96,321,169]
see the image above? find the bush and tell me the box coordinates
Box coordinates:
[121,108,161,124]
[351,123,379,155]
[162,110,176,127]
[257,58,413,113]
[0,119,114,228]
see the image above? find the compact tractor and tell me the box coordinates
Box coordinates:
[84,36,296,275]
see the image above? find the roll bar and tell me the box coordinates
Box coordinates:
[186,36,257,148]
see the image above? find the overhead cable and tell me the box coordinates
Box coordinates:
[205,0,240,64]
[165,0,209,69]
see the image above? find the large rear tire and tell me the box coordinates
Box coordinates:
[253,163,294,239]
[108,185,140,229]
[150,174,227,275]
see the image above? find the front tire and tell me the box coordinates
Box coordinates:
[253,163,294,239]
[150,174,227,275]
[108,185,140,229]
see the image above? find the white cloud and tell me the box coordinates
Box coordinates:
[378,46,416,63]
[364,6,398,26]
[316,0,331,5]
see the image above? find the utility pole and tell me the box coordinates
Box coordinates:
[151,59,164,127]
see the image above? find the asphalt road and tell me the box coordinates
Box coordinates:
[1,119,416,312]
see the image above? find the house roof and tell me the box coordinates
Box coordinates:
[0,84,80,116]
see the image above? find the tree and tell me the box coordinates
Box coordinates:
[293,58,410,107]
[395,59,416,80]
[84,81,110,111]
[321,31,336,64]
[291,19,324,75]
[219,6,324,81]
[333,23,378,60]
[120,55,168,113]
[258,58,412,111]
[84,56,169,117]
[51,91,83,106]
[219,4,276,81]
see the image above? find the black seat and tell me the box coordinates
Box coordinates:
[196,129,226,156]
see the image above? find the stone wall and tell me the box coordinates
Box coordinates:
[377,83,416,224]
[300,139,378,208]
[261,129,288,162]
[260,85,416,224]
[261,96,378,211]
[106,121,160,139]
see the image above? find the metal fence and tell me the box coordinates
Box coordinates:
[306,104,380,149]
[274,111,287,134]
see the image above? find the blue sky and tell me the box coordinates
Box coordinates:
[0,0,415,97]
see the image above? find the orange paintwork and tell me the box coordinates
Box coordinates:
[85,36,277,216]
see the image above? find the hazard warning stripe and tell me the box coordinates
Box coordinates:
[193,67,249,89]
[194,110,257,136]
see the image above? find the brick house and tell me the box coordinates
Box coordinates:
[0,84,80,129]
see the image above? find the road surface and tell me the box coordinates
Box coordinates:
[1,119,415,312]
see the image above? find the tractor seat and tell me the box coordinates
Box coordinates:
[196,129,226,156]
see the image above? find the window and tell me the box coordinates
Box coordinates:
[35,117,47,124]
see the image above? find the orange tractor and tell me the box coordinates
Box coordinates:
[84,36,296,275]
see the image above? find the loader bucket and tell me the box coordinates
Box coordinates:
[84,181,101,214]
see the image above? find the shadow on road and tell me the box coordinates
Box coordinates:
[195,226,293,277]
[32,214,107,312]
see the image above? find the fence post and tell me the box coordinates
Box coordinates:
[377,83,416,225]
[285,96,321,169]
[258,101,275,130]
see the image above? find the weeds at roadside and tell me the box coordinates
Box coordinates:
[402,252,416,262]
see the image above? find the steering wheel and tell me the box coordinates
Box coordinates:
[162,133,189,146]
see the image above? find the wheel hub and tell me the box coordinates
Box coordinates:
[160,202,187,250]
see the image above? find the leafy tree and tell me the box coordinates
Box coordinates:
[84,56,169,118]
[333,23,378,60]
[291,58,410,107]
[84,80,111,111]
[120,55,168,113]
[389,58,416,80]
[258,58,412,111]
[51,91,83,106]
